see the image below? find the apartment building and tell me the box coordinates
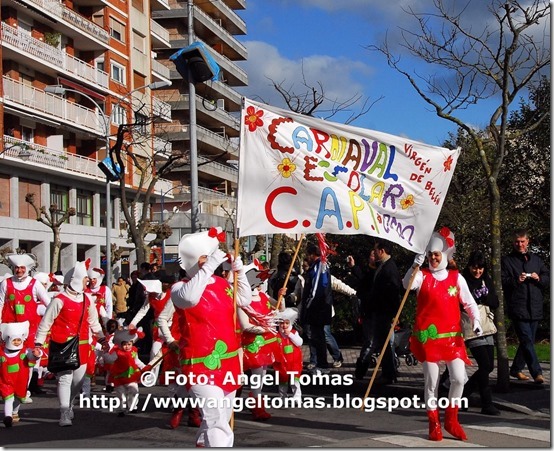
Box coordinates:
[0,0,247,279]
[151,0,245,268]
[0,0,174,280]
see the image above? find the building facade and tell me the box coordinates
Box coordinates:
[0,0,245,280]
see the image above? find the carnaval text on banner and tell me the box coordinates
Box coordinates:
[236,98,460,254]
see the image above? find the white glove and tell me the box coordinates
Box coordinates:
[473,319,483,336]
[203,249,229,273]
[231,256,244,272]
[413,254,425,267]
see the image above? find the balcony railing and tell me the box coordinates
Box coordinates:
[3,135,104,178]
[25,0,110,44]
[152,96,172,122]
[3,76,104,136]
[1,23,109,90]
[150,18,170,46]
[3,136,175,194]
[153,136,172,156]
[152,59,171,80]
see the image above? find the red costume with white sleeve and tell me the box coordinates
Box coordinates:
[171,227,251,447]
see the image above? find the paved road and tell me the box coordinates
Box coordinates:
[2,346,550,448]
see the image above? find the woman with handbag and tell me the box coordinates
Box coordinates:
[34,259,107,427]
[460,250,500,416]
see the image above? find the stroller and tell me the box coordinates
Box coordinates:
[393,325,418,367]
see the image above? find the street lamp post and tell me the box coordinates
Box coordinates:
[44,81,171,286]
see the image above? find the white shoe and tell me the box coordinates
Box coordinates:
[68,406,74,420]
[59,410,73,427]
[21,391,33,404]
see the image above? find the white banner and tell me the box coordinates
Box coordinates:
[237,98,460,254]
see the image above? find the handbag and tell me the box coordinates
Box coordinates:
[461,304,497,340]
[47,300,86,373]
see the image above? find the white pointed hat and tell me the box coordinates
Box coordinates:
[138,278,163,295]
[178,227,225,277]
[0,321,30,350]
[277,308,299,324]
[113,328,140,347]
[7,253,36,276]
[34,272,53,290]
[88,267,105,285]
[65,258,91,293]
[426,227,456,271]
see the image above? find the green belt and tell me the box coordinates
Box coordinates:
[181,340,238,370]
[414,324,462,344]
[245,335,278,354]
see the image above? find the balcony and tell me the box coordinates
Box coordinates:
[3,135,105,179]
[3,76,104,136]
[1,23,109,91]
[152,96,172,122]
[2,136,176,196]
[23,0,110,46]
[152,59,171,82]
[153,136,172,159]
[150,19,171,48]
[159,122,239,156]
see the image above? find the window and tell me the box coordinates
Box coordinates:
[76,190,93,226]
[111,62,125,84]
[50,187,69,223]
[112,104,126,126]
[110,18,125,43]
[96,59,105,73]
[133,31,146,54]
[134,112,148,135]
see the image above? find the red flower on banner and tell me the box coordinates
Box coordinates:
[439,227,455,248]
[444,155,454,171]
[244,105,264,132]
[208,227,226,242]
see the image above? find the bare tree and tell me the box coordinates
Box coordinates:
[110,101,188,267]
[269,61,382,124]
[25,192,76,272]
[369,0,550,390]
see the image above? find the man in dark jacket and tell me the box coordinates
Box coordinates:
[501,229,550,384]
[365,240,402,383]
[300,243,333,372]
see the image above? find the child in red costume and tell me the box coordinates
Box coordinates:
[403,227,481,442]
[0,321,42,427]
[102,328,146,416]
[239,263,282,421]
[273,308,303,403]
[170,227,252,447]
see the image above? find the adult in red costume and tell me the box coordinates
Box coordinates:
[403,228,481,442]
[34,259,107,427]
[170,227,251,447]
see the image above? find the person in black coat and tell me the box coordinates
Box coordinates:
[501,229,550,383]
[461,250,500,415]
[348,249,377,379]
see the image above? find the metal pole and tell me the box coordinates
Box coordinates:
[105,133,112,287]
[188,0,199,233]
[160,189,165,267]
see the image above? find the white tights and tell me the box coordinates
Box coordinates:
[423,359,467,409]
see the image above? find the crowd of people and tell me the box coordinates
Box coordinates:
[0,226,549,446]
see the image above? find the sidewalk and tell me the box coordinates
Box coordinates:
[310,345,550,417]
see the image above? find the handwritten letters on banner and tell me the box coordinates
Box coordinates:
[237,98,460,254]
